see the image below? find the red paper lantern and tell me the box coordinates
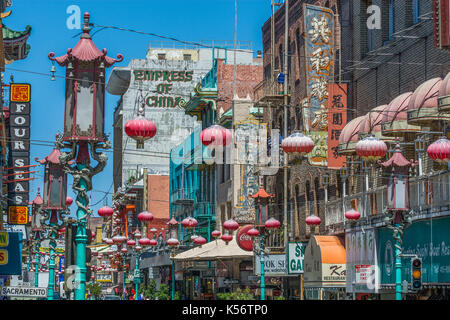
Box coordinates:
[345,209,361,220]
[181,216,198,229]
[306,215,321,226]
[149,239,157,246]
[138,238,151,246]
[223,218,239,231]
[127,239,136,246]
[427,137,450,163]
[134,231,142,239]
[98,206,114,217]
[112,235,126,244]
[355,135,387,162]
[211,230,221,238]
[247,227,260,237]
[264,217,281,229]
[200,124,232,148]
[221,234,233,242]
[66,196,73,206]
[167,238,179,247]
[281,132,315,156]
[121,248,128,253]
[137,211,154,222]
[125,115,157,149]
[194,236,207,245]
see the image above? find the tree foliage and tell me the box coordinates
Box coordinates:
[217,288,254,300]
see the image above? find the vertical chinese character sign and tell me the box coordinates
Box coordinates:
[327,83,347,169]
[303,4,335,166]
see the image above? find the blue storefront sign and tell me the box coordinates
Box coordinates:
[0,232,23,275]
[378,216,450,284]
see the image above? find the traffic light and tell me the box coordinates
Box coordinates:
[411,257,422,291]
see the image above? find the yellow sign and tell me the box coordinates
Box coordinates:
[8,206,28,225]
[0,249,7,265]
[10,83,31,102]
[0,232,8,247]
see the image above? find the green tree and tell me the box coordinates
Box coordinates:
[217,288,254,300]
[87,282,102,300]
[155,284,171,300]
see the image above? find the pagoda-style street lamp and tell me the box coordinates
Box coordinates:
[379,138,416,301]
[30,189,44,288]
[48,12,123,300]
[36,146,71,300]
[247,188,279,301]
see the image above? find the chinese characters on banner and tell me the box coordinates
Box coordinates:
[303,4,335,167]
[327,83,347,169]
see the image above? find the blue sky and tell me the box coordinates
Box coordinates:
[4,0,271,218]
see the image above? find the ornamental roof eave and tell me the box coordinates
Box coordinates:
[2,24,31,41]
[48,12,123,68]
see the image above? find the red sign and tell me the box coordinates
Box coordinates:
[236,225,253,252]
[327,83,347,169]
[8,206,28,225]
[10,84,31,102]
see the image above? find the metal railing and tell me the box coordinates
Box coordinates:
[195,202,215,218]
[325,171,450,227]
[253,80,284,103]
[171,188,195,204]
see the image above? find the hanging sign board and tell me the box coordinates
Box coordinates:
[7,206,28,225]
[287,242,307,274]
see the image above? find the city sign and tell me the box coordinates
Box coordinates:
[0,286,47,298]
[287,242,307,274]
[10,84,31,102]
[355,265,373,285]
[7,206,28,225]
[254,254,287,276]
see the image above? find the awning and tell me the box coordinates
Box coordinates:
[304,235,346,288]
[173,237,253,261]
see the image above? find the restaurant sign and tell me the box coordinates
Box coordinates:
[254,254,287,276]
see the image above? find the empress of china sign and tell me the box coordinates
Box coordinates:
[133,69,194,108]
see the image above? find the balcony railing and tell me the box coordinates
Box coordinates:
[325,171,450,227]
[194,202,216,218]
[254,80,286,103]
[171,188,195,205]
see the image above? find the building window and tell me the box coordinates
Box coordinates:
[158,53,166,60]
[388,0,395,40]
[412,0,420,24]
[183,54,192,61]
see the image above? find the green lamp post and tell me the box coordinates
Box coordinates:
[379,139,416,300]
[167,218,180,300]
[247,188,279,301]
[49,12,121,300]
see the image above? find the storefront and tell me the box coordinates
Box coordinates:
[377,215,450,300]
[304,235,347,300]
[345,227,379,299]
[173,237,254,299]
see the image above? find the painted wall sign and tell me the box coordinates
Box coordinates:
[236,225,254,252]
[355,265,373,285]
[287,242,307,274]
[133,69,194,108]
[0,232,22,275]
[303,4,335,167]
[254,254,287,276]
[327,83,347,169]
